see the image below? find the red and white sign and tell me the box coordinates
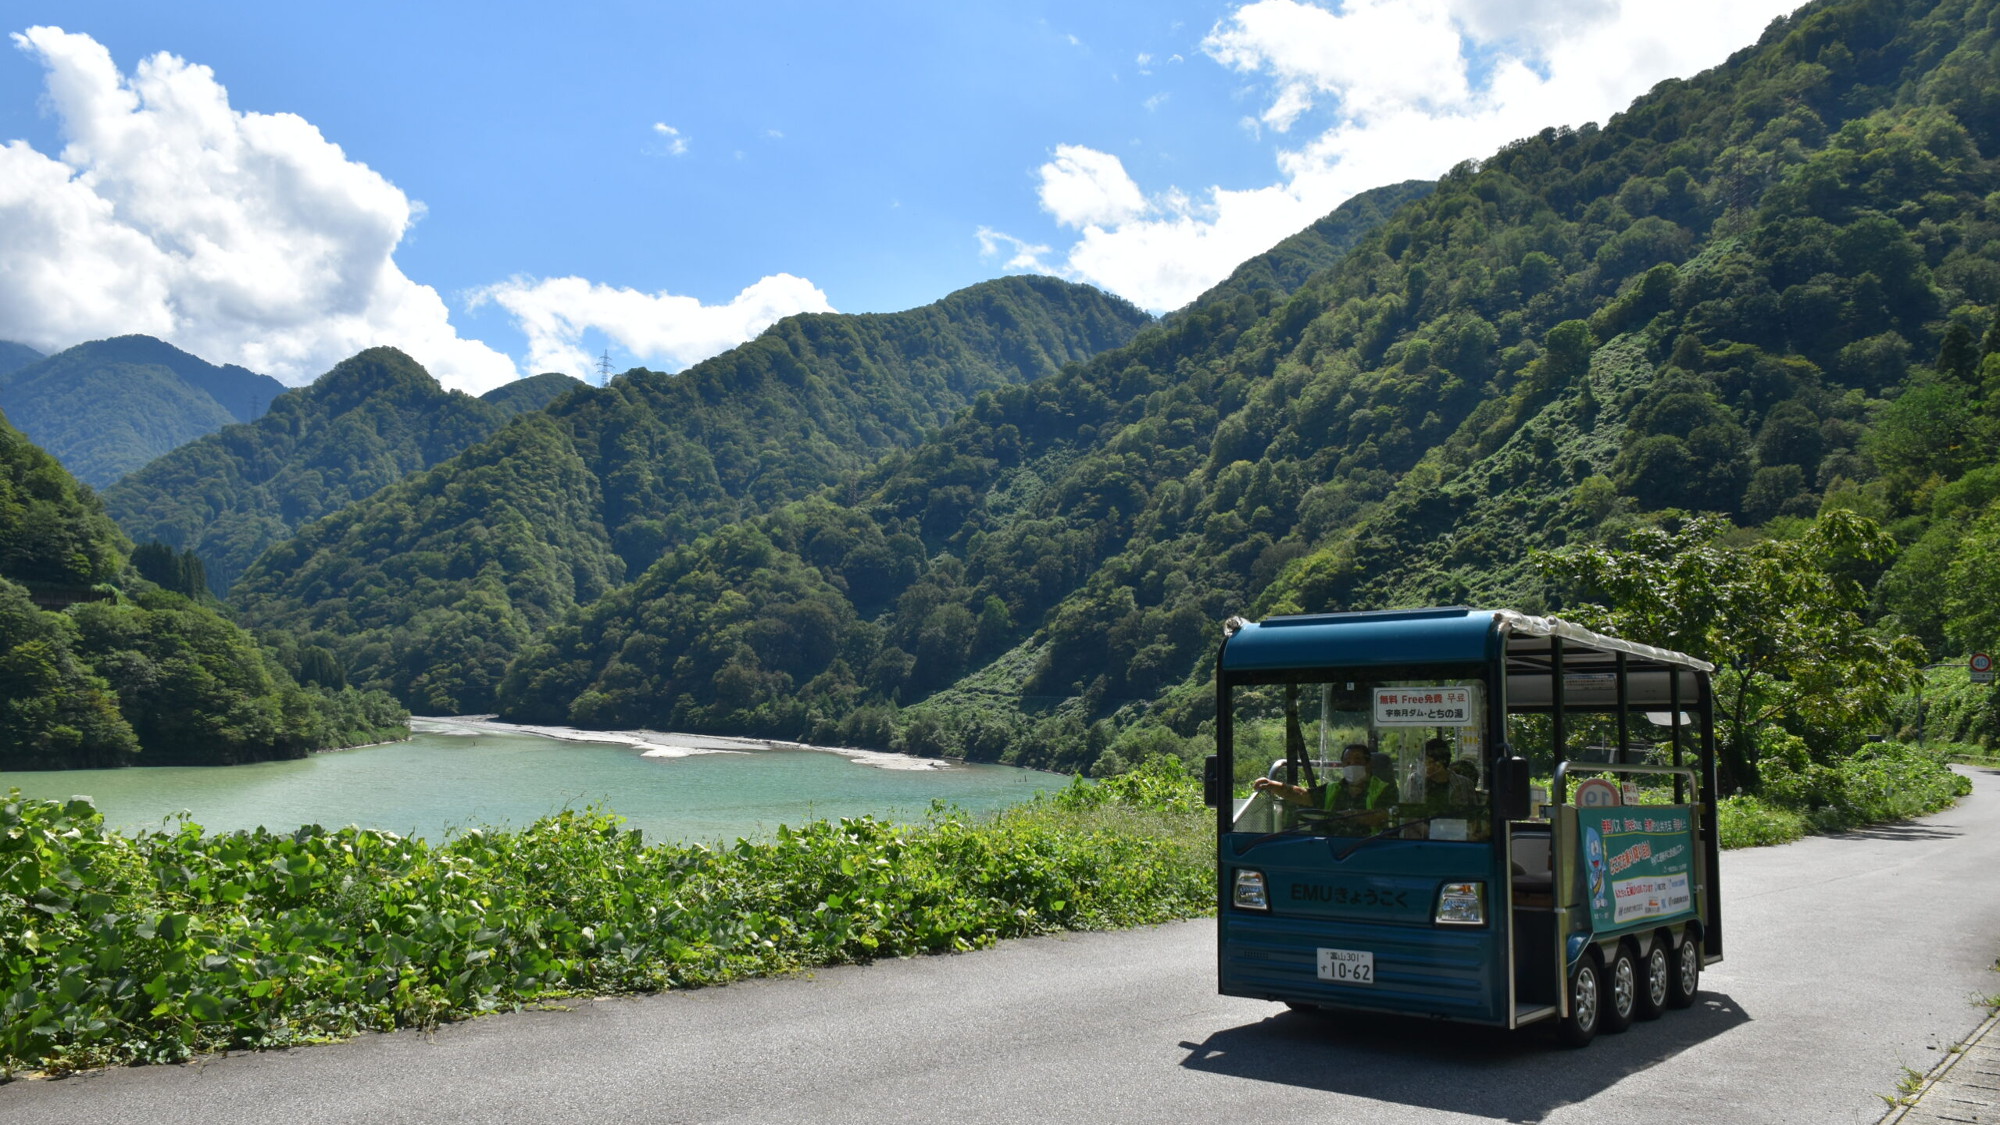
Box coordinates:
[1974,653,1994,684]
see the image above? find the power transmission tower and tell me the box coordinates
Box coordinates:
[596,349,614,386]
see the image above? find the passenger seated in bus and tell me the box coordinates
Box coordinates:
[1409,738,1486,840]
[1252,744,1399,832]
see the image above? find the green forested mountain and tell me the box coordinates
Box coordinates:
[477,370,585,415]
[0,336,288,487]
[493,0,2000,772]
[1189,180,1435,308]
[104,351,580,593]
[0,409,405,770]
[228,276,1151,712]
[0,342,42,378]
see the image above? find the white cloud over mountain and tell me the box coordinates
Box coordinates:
[0,28,834,392]
[990,0,1798,312]
[475,273,835,380]
[0,26,519,391]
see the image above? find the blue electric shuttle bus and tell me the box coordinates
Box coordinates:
[1202,607,1724,1046]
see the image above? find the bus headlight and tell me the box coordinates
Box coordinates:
[1434,881,1486,926]
[1233,869,1270,911]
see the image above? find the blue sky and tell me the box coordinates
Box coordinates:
[0,1,1800,390]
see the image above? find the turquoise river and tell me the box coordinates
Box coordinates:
[0,717,1067,844]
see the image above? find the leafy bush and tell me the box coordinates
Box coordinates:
[1718,739,1968,847]
[0,787,1209,1078]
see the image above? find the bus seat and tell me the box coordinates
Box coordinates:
[1511,831,1554,908]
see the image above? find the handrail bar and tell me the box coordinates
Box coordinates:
[1553,760,1699,792]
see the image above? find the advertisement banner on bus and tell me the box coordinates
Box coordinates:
[1579,806,1697,931]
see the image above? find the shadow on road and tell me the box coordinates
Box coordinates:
[1818,822,1963,843]
[1179,991,1750,1123]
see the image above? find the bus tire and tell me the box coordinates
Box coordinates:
[1601,945,1637,1033]
[1556,951,1603,1048]
[1636,937,1671,1020]
[1667,933,1701,1009]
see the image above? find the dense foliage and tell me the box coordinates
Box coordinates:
[0,410,406,769]
[0,770,1209,1077]
[229,277,1151,713]
[493,0,2000,778]
[1539,510,1925,788]
[105,349,577,593]
[1715,740,1971,846]
[0,336,285,487]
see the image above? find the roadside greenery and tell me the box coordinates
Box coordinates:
[0,761,1208,1078]
[1716,740,1970,847]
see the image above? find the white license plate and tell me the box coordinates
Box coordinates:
[1316,947,1375,984]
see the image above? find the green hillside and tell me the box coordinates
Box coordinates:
[0,409,405,770]
[0,341,42,378]
[104,350,576,593]
[478,370,585,415]
[494,0,2000,773]
[228,276,1151,712]
[0,336,287,487]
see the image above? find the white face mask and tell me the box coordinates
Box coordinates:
[1344,764,1368,784]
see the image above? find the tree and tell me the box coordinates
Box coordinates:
[1538,510,1922,791]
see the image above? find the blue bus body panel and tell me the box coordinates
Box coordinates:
[1221,608,1500,673]
[1219,835,1508,1023]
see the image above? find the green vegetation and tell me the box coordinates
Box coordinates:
[1715,740,1970,847]
[229,277,1152,713]
[0,335,284,487]
[0,408,406,770]
[105,349,576,593]
[0,764,1208,1077]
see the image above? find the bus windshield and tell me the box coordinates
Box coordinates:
[1228,676,1490,841]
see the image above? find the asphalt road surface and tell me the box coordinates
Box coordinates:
[6,766,1998,1125]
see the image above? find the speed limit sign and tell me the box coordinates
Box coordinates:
[1973,653,1994,684]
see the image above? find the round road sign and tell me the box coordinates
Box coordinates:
[1973,653,1994,673]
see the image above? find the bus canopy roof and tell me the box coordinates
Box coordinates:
[1220,607,1715,675]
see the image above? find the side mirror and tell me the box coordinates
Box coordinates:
[1494,755,1532,820]
[1203,755,1224,808]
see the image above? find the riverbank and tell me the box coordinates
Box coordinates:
[414,716,958,771]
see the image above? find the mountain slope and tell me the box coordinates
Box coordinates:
[0,336,287,486]
[479,371,584,415]
[230,276,1151,712]
[104,349,565,593]
[495,0,2000,771]
[0,409,405,770]
[0,341,42,378]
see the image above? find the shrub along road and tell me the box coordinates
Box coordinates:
[6,767,1998,1125]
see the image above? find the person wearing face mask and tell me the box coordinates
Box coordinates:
[1253,743,1399,830]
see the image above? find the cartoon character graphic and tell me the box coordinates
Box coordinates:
[1583,826,1608,911]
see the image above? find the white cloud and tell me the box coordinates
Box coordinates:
[0,26,519,391]
[997,0,1799,312]
[651,122,689,155]
[1037,143,1148,229]
[976,227,1054,273]
[475,273,835,379]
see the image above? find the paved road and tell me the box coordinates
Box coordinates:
[6,767,1998,1125]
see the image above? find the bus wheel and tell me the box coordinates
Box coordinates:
[1636,940,1670,1020]
[1601,945,1637,1033]
[1556,952,1602,1048]
[1666,934,1701,1009]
